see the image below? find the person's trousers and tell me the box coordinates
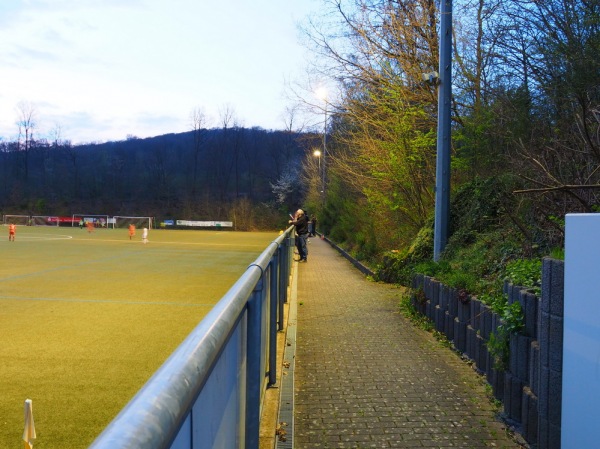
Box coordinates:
[296,233,308,260]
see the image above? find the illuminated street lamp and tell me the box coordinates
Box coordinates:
[313,149,321,168]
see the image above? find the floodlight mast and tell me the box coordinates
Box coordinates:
[433,0,452,262]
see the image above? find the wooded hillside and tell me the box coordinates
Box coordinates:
[0,127,316,228]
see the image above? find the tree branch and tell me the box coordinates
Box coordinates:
[513,184,600,194]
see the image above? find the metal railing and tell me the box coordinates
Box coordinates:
[89,228,295,449]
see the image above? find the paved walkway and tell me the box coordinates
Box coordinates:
[289,237,523,449]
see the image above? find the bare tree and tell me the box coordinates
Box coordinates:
[270,163,304,210]
[213,104,240,202]
[190,107,208,200]
[63,142,81,201]
[16,101,37,184]
[489,0,600,245]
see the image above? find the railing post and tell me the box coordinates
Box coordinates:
[269,253,279,386]
[245,275,264,449]
[285,233,294,302]
[278,244,285,331]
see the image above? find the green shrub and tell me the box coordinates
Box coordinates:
[504,258,541,295]
[549,247,564,260]
[376,250,413,284]
[487,300,524,370]
[479,291,507,312]
[406,223,434,261]
[443,270,479,292]
[375,221,434,284]
[413,260,450,278]
[444,176,516,255]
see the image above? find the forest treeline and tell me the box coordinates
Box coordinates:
[299,0,600,277]
[0,127,316,229]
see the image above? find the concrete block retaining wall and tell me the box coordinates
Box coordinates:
[411,258,563,449]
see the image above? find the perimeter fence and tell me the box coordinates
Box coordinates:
[2,214,237,230]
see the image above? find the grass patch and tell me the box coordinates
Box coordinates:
[0,226,277,449]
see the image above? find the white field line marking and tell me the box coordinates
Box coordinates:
[6,234,73,241]
[69,237,266,247]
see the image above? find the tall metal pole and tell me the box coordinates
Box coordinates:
[322,102,327,197]
[433,0,452,261]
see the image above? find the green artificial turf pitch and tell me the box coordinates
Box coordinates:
[0,226,279,449]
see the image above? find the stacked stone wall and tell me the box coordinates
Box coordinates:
[411,258,563,449]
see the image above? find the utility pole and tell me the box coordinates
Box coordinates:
[322,103,327,197]
[433,0,452,261]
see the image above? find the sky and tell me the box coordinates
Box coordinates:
[0,0,320,144]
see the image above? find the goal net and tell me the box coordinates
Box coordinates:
[31,216,59,226]
[3,215,30,225]
[112,216,153,229]
[72,214,109,228]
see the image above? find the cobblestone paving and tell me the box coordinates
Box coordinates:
[294,238,523,448]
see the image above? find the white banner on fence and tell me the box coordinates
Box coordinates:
[562,213,600,447]
[176,220,233,227]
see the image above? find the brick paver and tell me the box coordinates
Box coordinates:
[293,238,523,448]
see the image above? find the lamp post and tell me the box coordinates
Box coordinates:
[313,148,323,191]
[316,87,328,197]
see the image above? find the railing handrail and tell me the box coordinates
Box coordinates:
[89,227,294,449]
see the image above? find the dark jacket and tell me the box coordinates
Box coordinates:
[292,214,309,235]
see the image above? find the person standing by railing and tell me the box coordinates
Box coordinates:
[289,209,309,262]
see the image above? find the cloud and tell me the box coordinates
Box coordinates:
[0,0,318,143]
